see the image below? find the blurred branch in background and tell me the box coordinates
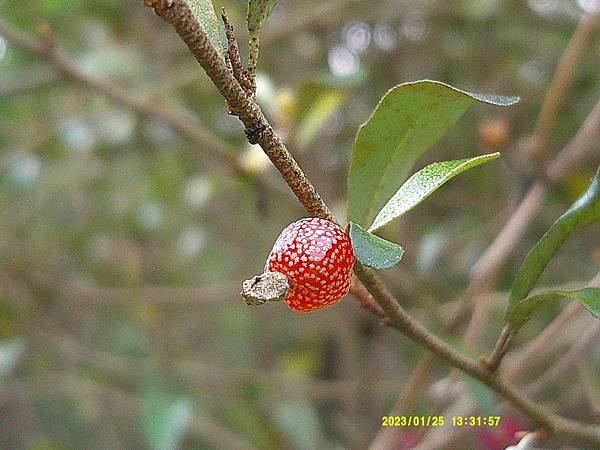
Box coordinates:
[0,19,294,206]
[1,1,600,449]
[370,10,600,450]
[142,0,600,446]
[37,327,404,401]
[0,68,58,96]
[409,272,600,450]
[5,269,239,306]
[1,374,256,450]
[526,320,600,398]
[530,12,600,167]
[466,12,600,341]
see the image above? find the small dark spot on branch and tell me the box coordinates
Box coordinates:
[245,122,267,144]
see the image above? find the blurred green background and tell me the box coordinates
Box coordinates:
[1,1,599,449]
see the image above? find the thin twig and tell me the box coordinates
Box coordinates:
[504,272,600,381]
[482,326,512,372]
[145,0,332,219]
[414,274,600,449]
[221,8,254,97]
[465,12,600,370]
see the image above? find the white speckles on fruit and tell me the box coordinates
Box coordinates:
[265,217,356,312]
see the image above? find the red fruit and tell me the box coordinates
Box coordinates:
[265,217,356,312]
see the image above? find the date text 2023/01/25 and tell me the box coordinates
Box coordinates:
[381,416,502,427]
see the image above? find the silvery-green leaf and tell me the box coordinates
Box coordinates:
[247,0,277,32]
[508,287,600,332]
[508,167,600,312]
[347,80,519,227]
[370,153,500,231]
[186,0,226,58]
[349,222,404,269]
[247,0,278,76]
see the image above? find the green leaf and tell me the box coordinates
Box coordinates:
[141,390,193,450]
[347,80,519,227]
[508,167,600,312]
[349,222,404,269]
[369,152,500,231]
[507,288,600,332]
[185,0,226,58]
[247,0,278,76]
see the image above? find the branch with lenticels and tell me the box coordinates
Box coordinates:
[141,1,600,446]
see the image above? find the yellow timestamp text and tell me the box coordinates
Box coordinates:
[381,416,445,427]
[451,416,501,427]
[380,415,501,427]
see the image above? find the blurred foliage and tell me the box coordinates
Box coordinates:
[1,1,599,449]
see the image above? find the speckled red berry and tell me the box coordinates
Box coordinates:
[265,217,356,312]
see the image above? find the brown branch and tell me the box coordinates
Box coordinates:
[349,276,386,319]
[504,272,600,381]
[143,2,600,446]
[461,14,600,367]
[221,8,254,97]
[145,0,332,219]
[469,94,600,372]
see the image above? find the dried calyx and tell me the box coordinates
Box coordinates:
[241,271,290,305]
